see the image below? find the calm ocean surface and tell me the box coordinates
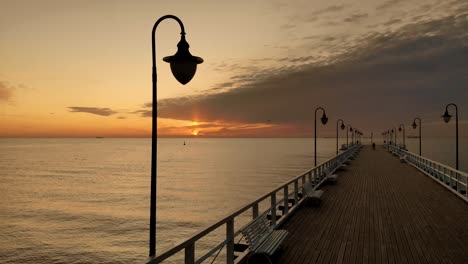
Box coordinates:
[1,138,466,263]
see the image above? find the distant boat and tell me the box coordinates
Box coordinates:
[184,141,186,146]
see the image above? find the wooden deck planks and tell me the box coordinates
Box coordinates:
[275,146,468,264]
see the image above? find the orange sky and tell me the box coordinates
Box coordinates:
[0,0,466,138]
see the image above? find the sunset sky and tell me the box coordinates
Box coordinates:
[1,0,467,137]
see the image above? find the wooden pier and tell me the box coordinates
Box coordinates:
[146,145,467,264]
[275,146,468,264]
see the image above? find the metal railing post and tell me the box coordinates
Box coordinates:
[294,180,299,205]
[270,193,277,226]
[465,175,468,198]
[252,203,259,220]
[185,243,195,264]
[283,186,289,215]
[226,219,234,264]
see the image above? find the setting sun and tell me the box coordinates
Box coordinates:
[192,130,199,136]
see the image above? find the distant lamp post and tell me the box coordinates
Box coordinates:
[149,15,203,257]
[347,126,353,147]
[442,103,459,170]
[398,124,406,149]
[336,119,345,155]
[392,127,396,145]
[412,118,422,156]
[353,129,357,144]
[314,107,328,166]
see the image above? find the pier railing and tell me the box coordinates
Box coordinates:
[387,144,467,201]
[145,145,360,264]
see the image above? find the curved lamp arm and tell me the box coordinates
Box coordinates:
[445,103,458,114]
[152,15,185,71]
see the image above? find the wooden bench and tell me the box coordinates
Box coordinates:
[241,215,288,264]
[303,182,324,206]
[327,173,339,184]
[400,155,407,163]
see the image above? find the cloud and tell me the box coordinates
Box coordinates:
[154,15,468,135]
[383,18,403,26]
[0,81,14,102]
[133,109,152,117]
[68,107,117,116]
[376,0,406,10]
[343,13,368,23]
[279,4,348,29]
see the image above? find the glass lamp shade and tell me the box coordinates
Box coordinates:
[163,35,203,85]
[441,111,451,123]
[341,123,345,130]
[412,121,417,129]
[320,113,328,125]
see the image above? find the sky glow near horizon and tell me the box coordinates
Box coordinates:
[0,0,467,137]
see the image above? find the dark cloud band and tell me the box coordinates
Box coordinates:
[68,107,117,116]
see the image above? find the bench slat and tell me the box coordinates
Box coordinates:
[241,215,288,258]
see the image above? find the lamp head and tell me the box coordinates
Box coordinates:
[441,110,451,123]
[391,129,394,133]
[412,121,417,129]
[350,127,353,132]
[320,113,328,125]
[341,123,345,130]
[163,35,203,85]
[398,127,402,132]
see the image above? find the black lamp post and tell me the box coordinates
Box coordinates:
[347,125,352,148]
[442,103,459,170]
[392,127,396,145]
[353,129,357,144]
[336,119,345,155]
[412,118,421,156]
[398,124,406,149]
[150,15,203,257]
[314,107,328,166]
